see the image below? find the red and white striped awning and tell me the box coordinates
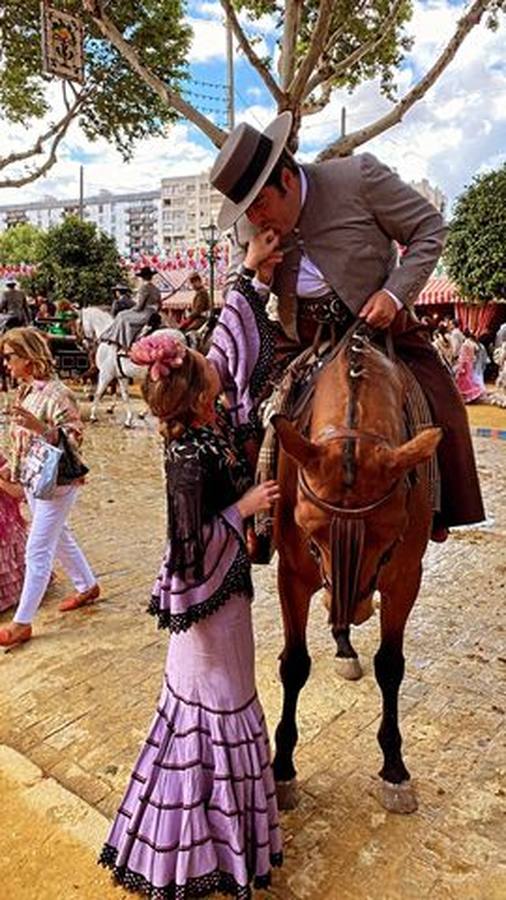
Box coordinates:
[415,275,461,306]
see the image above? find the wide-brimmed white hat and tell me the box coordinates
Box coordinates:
[210,112,293,232]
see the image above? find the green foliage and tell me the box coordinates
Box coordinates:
[236,0,414,99]
[444,164,506,303]
[28,215,124,306]
[0,222,44,265]
[0,0,192,159]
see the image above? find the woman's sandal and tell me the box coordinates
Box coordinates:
[59,583,100,612]
[0,624,32,648]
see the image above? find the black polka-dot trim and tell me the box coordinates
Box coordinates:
[148,545,253,633]
[98,843,283,899]
[234,276,277,409]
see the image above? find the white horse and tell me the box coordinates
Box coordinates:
[80,307,185,427]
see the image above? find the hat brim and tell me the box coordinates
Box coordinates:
[217,112,293,232]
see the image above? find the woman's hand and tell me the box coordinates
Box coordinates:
[10,405,46,436]
[236,480,281,519]
[244,229,283,284]
[0,476,24,500]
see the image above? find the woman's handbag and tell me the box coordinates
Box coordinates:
[57,429,89,484]
[19,436,63,499]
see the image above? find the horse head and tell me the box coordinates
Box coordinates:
[80,306,113,343]
[274,329,442,628]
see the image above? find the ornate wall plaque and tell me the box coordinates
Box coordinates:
[41,3,85,84]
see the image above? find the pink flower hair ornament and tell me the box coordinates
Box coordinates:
[129,333,187,382]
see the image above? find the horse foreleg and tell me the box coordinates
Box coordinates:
[90,371,111,422]
[332,625,363,681]
[273,553,319,809]
[374,563,422,814]
[117,378,134,428]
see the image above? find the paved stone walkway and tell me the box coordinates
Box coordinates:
[1,400,505,899]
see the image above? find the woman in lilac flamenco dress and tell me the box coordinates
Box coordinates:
[99,334,282,899]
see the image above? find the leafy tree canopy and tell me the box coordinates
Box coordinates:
[444,164,506,303]
[25,215,124,306]
[0,0,503,184]
[0,222,44,265]
[0,0,191,158]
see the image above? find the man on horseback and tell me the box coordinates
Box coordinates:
[101,266,162,350]
[208,112,484,538]
[0,278,31,333]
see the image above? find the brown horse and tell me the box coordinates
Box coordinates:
[272,326,441,814]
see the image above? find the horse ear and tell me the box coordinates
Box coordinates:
[380,427,443,477]
[273,415,318,467]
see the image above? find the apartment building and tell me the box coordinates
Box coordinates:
[160,172,223,252]
[0,189,161,258]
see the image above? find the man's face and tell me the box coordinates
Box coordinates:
[245,167,301,236]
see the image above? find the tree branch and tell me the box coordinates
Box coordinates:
[288,0,335,105]
[301,82,333,116]
[303,0,376,98]
[219,0,284,103]
[82,0,228,147]
[330,0,406,81]
[316,0,490,160]
[0,91,89,188]
[0,88,89,175]
[278,0,302,91]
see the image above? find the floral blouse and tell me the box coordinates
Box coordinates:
[9,378,83,481]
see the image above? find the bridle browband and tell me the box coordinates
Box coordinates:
[297,428,402,519]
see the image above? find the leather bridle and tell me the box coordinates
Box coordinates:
[296,429,403,626]
[297,429,402,519]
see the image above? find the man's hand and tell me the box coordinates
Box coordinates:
[358,290,398,330]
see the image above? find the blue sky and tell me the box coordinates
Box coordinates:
[2,0,505,212]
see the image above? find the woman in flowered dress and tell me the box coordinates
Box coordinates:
[0,452,26,612]
[99,333,282,899]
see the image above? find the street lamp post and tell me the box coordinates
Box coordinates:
[201,221,218,308]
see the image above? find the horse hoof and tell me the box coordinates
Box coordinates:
[124,420,134,430]
[106,406,115,415]
[335,656,363,680]
[377,779,418,814]
[276,779,299,810]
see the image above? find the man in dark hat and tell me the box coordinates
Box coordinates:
[208,112,484,537]
[101,266,162,349]
[0,277,31,331]
[181,273,211,332]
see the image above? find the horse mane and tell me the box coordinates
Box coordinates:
[340,327,377,487]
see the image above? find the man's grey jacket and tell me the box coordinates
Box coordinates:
[233,153,447,342]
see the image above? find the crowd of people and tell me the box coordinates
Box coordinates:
[428,315,505,404]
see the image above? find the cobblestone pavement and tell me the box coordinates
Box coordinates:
[1,398,505,900]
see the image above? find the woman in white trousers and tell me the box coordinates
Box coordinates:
[0,327,99,648]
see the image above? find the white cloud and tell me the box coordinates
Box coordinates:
[0,0,504,213]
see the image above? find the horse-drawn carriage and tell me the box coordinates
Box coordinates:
[34,319,90,379]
